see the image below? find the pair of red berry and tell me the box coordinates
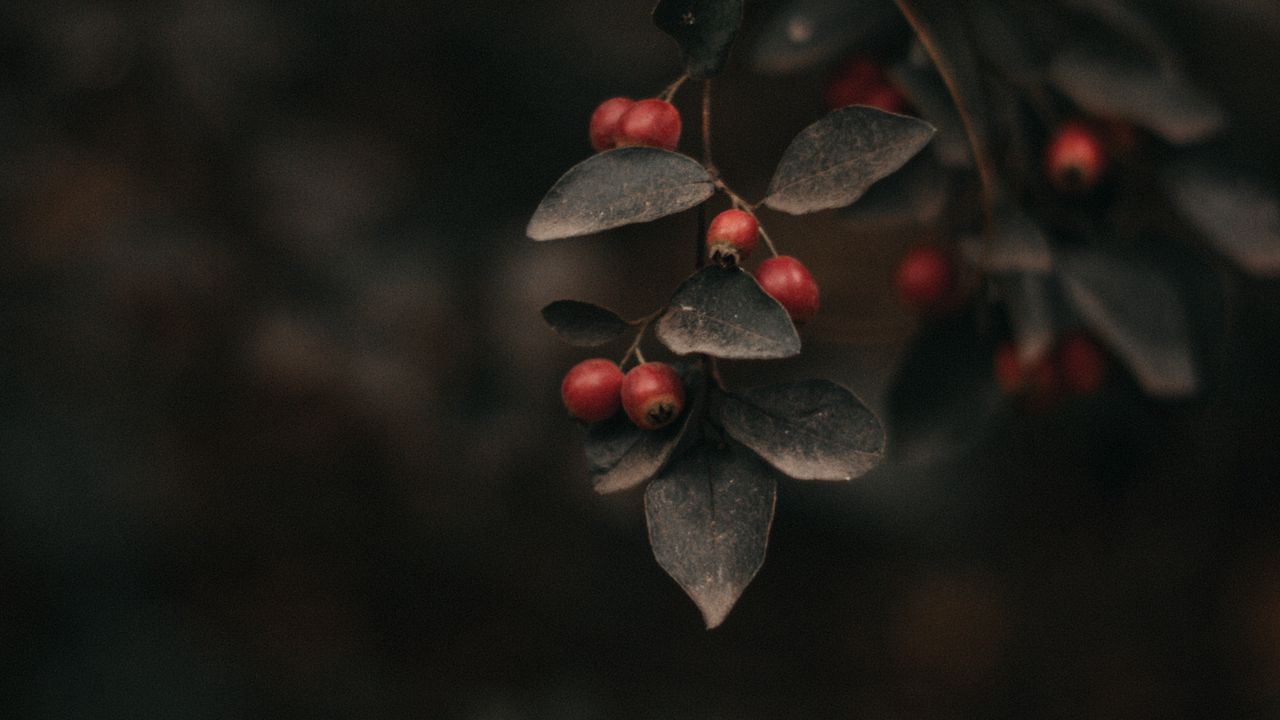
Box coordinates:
[995,333,1107,408]
[825,56,910,114]
[590,97,682,152]
[706,209,820,325]
[562,359,685,430]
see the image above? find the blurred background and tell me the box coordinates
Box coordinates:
[3,1,1280,717]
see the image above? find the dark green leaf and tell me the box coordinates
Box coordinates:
[584,364,703,494]
[763,106,936,214]
[1048,45,1225,145]
[1162,157,1280,277]
[720,379,885,481]
[541,300,631,347]
[645,443,778,629]
[838,151,949,226]
[527,147,715,241]
[653,0,743,79]
[887,61,971,169]
[750,0,899,75]
[1059,251,1197,397]
[986,209,1053,274]
[656,266,801,360]
[965,0,1045,86]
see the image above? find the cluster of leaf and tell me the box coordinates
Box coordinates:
[753,0,1280,432]
[527,1,937,627]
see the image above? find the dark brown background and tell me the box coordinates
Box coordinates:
[3,1,1280,717]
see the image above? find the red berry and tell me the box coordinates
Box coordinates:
[589,97,635,152]
[707,209,759,264]
[621,362,685,430]
[896,244,957,313]
[754,256,820,324]
[561,358,624,423]
[825,56,885,110]
[1046,121,1107,193]
[994,341,1062,411]
[615,99,682,151]
[861,84,910,115]
[1058,332,1107,394]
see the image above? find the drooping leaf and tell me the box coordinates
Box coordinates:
[1059,251,1197,397]
[763,106,936,214]
[892,0,1000,208]
[1005,273,1055,365]
[838,150,949,226]
[887,60,971,169]
[653,0,744,79]
[656,265,801,360]
[750,0,899,75]
[1061,0,1178,70]
[541,300,631,347]
[1162,157,1280,277]
[645,443,778,629]
[584,364,703,494]
[984,209,1053,274]
[720,379,885,481]
[1048,45,1225,145]
[527,147,714,241]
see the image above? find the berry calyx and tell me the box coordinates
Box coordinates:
[1058,332,1107,394]
[896,243,957,313]
[621,362,685,430]
[561,358,624,423]
[1046,120,1107,193]
[707,209,759,264]
[615,99,682,151]
[589,97,635,152]
[754,255,820,325]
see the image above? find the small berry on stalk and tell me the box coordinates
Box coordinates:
[561,358,624,423]
[1046,121,1107,193]
[707,209,759,264]
[754,256,820,324]
[589,97,635,152]
[1058,332,1107,394]
[615,99,682,151]
[621,362,685,430]
[896,243,957,313]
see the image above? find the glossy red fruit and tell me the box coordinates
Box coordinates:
[706,209,759,264]
[615,99,681,151]
[1058,332,1107,394]
[621,362,685,430]
[825,56,885,110]
[1046,121,1107,193]
[896,244,956,312]
[754,255,820,324]
[589,97,635,152]
[561,358,624,423]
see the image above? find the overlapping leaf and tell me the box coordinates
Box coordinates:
[720,380,885,481]
[1162,157,1280,277]
[541,300,631,347]
[1049,45,1225,145]
[645,443,778,628]
[887,61,971,169]
[839,151,949,226]
[527,147,714,241]
[1059,251,1197,397]
[763,106,936,214]
[653,0,744,79]
[1006,273,1055,365]
[656,266,801,359]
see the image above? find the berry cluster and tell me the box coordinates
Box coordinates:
[995,332,1108,410]
[562,357,685,429]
